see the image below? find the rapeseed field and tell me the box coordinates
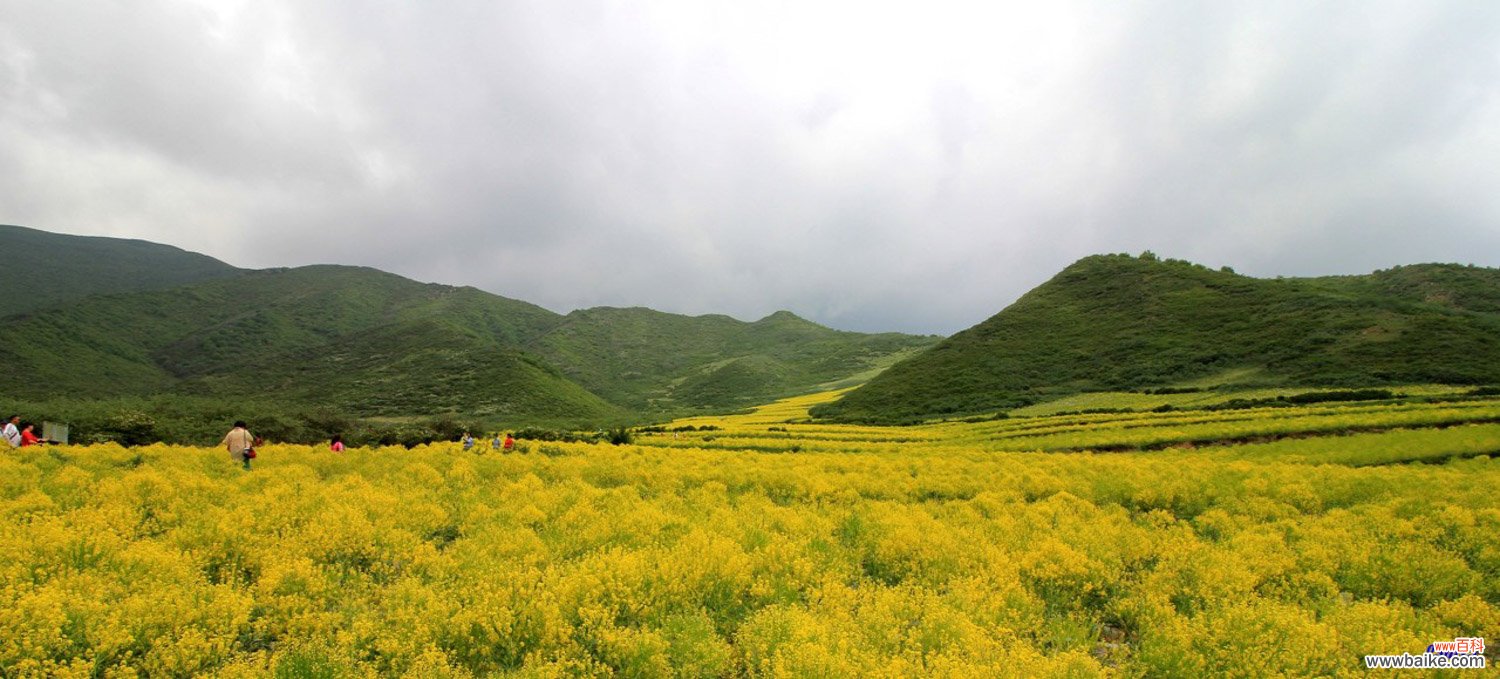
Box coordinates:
[2,391,1497,676]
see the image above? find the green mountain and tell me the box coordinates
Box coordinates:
[0,264,615,419]
[0,224,242,317]
[529,307,938,410]
[0,226,939,432]
[814,253,1500,423]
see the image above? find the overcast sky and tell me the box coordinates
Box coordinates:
[3,1,1499,334]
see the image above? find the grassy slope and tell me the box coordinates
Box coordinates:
[528,308,940,411]
[816,254,1500,423]
[1008,384,1471,417]
[2,253,937,422]
[0,265,626,419]
[0,224,242,317]
[201,319,620,419]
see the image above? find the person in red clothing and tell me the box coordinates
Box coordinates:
[330,434,345,452]
[19,423,43,447]
[502,433,515,452]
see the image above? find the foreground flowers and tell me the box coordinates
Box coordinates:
[1,392,1496,676]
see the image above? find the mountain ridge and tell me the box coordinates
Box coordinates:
[813,253,1500,423]
[0,223,244,318]
[0,225,938,429]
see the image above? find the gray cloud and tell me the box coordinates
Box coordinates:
[3,1,1499,334]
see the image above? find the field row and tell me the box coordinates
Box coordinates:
[637,396,1500,457]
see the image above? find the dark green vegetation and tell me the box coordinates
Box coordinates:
[0,395,501,449]
[0,226,937,443]
[530,308,930,410]
[816,253,1500,423]
[0,224,241,317]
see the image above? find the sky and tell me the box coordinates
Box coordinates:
[3,1,1499,334]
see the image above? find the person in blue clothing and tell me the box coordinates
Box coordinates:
[461,431,475,451]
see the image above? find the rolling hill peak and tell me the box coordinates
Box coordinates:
[814,253,1500,423]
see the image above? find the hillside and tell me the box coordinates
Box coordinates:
[0,224,242,317]
[814,253,1500,423]
[0,264,618,420]
[0,226,939,430]
[529,307,938,410]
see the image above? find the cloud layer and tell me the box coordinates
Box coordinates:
[4,1,1499,333]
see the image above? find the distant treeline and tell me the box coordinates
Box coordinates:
[0,396,633,448]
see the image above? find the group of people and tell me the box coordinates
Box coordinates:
[462,431,516,453]
[219,423,518,470]
[3,415,51,448]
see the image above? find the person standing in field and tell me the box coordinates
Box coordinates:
[330,434,345,452]
[491,433,502,451]
[19,423,43,446]
[3,415,20,448]
[222,421,255,470]
[462,432,475,451]
[502,433,515,452]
